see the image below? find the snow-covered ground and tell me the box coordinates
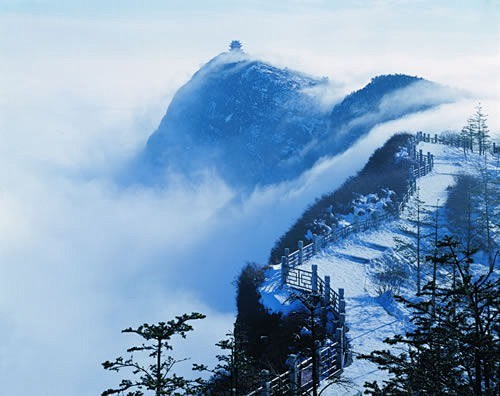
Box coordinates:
[260,142,498,395]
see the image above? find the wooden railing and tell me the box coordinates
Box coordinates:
[415,130,499,154]
[246,342,341,396]
[279,138,434,288]
[247,135,436,396]
[250,130,498,395]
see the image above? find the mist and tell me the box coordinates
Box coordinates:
[1,1,498,395]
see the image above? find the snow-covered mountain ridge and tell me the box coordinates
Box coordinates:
[259,140,499,394]
[132,45,457,189]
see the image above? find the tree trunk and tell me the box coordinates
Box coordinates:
[417,202,421,295]
[157,338,162,396]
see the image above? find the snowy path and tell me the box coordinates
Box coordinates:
[321,143,495,394]
[307,229,407,394]
[260,143,495,394]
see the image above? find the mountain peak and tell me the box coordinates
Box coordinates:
[131,51,451,189]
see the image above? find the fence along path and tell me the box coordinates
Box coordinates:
[247,340,343,396]
[280,141,434,293]
[248,131,499,395]
[414,130,499,154]
[246,136,434,396]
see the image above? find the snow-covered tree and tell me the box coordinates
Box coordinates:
[360,237,499,395]
[463,103,491,155]
[459,123,474,156]
[398,187,432,294]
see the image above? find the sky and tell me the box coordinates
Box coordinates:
[0,1,499,395]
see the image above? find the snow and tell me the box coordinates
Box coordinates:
[259,142,499,394]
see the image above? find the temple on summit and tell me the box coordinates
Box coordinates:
[229,40,243,51]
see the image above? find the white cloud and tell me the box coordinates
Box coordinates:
[0,2,498,394]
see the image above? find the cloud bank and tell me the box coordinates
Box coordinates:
[0,2,498,395]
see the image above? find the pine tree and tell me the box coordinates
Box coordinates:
[463,103,491,155]
[476,160,499,270]
[233,263,286,393]
[202,326,260,395]
[101,313,206,396]
[359,237,499,395]
[398,187,432,294]
[460,123,474,156]
[447,170,499,272]
[475,104,491,155]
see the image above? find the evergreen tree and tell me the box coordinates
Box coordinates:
[476,160,499,270]
[474,104,491,155]
[233,263,284,393]
[463,103,491,155]
[459,123,474,156]
[101,313,206,396]
[202,326,260,395]
[398,187,432,294]
[211,334,237,395]
[446,171,499,271]
[446,174,482,253]
[359,237,499,395]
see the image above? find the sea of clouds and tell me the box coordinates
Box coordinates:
[0,2,498,394]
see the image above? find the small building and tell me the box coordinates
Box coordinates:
[229,40,243,52]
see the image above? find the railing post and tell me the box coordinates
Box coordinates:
[298,240,304,266]
[284,247,290,268]
[312,265,318,293]
[314,340,321,389]
[419,149,423,164]
[336,327,344,370]
[321,305,328,334]
[313,234,322,253]
[427,152,431,170]
[338,288,346,327]
[260,369,270,396]
[281,255,288,286]
[431,154,434,170]
[324,276,331,305]
[288,354,299,396]
[340,312,346,330]
[434,133,438,143]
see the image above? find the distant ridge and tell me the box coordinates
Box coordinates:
[130,43,455,189]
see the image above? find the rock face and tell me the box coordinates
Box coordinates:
[139,50,327,187]
[135,48,450,189]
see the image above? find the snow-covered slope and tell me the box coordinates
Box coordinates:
[136,49,326,187]
[260,142,498,394]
